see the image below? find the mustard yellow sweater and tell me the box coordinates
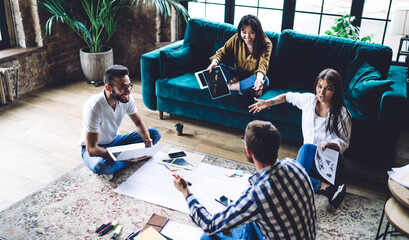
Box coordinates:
[209,33,272,77]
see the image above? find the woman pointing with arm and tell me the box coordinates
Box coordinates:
[249,68,352,207]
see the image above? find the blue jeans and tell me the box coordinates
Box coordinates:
[81,129,161,175]
[219,64,269,95]
[200,222,264,240]
[295,144,345,191]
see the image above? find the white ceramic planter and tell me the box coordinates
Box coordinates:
[79,46,114,84]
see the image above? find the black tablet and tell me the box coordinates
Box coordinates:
[203,66,231,99]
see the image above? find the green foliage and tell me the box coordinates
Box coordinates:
[324,14,374,43]
[38,0,191,53]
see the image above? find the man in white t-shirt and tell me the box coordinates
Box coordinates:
[80,65,161,179]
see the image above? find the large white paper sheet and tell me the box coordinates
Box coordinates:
[115,151,251,214]
[314,142,339,185]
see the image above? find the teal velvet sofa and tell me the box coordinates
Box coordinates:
[141,18,407,168]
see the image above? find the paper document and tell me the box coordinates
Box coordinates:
[161,221,204,240]
[115,151,250,214]
[107,142,163,161]
[134,226,166,240]
[388,164,409,188]
[314,142,339,185]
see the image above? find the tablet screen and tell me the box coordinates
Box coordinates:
[203,67,230,99]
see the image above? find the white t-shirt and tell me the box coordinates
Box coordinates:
[80,90,137,146]
[286,92,351,153]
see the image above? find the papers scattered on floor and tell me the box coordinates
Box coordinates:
[314,142,339,185]
[115,151,250,214]
[134,226,166,240]
[161,221,203,240]
[388,164,409,188]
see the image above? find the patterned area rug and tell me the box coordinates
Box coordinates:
[0,148,386,240]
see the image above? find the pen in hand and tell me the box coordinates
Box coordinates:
[172,173,192,186]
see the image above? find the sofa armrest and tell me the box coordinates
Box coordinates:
[378,66,407,128]
[376,66,407,161]
[140,40,184,110]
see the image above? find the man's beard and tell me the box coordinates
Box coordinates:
[112,88,129,103]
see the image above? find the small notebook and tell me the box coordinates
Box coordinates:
[140,213,170,233]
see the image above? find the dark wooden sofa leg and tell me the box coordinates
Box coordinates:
[159,111,164,120]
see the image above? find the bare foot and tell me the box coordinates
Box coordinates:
[228,82,240,91]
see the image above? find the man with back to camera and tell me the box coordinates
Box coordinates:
[80,65,161,180]
[173,120,316,239]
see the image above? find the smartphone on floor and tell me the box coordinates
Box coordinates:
[168,151,186,158]
[215,195,233,207]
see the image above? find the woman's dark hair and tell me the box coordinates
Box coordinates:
[237,14,268,59]
[314,68,351,139]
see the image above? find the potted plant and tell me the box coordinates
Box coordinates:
[38,0,190,85]
[325,14,374,43]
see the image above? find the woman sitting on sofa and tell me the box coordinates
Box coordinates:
[249,68,352,207]
[207,14,272,97]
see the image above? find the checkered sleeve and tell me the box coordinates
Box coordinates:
[185,188,260,235]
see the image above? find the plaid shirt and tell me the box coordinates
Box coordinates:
[186,159,316,239]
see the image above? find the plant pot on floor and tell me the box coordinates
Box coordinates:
[80,46,114,86]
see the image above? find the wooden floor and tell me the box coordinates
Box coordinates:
[0,78,408,212]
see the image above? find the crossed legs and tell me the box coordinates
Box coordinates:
[81,129,161,175]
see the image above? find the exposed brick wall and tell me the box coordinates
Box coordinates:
[0,0,84,96]
[110,2,158,76]
[0,0,163,96]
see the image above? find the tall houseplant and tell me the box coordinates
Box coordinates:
[325,14,374,43]
[38,0,190,84]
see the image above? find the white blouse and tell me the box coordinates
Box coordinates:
[286,92,351,153]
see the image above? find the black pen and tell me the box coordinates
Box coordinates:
[98,220,118,236]
[96,221,110,233]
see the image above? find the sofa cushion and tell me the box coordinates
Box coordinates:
[347,62,382,94]
[252,89,307,126]
[156,74,304,125]
[156,73,255,115]
[271,30,392,91]
[350,79,393,117]
[183,18,237,70]
[160,45,192,78]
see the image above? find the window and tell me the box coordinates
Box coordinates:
[187,0,407,63]
[294,0,352,35]
[0,0,11,49]
[234,0,284,33]
[360,0,409,62]
[188,0,226,23]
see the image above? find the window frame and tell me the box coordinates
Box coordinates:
[0,0,11,49]
[188,0,401,63]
